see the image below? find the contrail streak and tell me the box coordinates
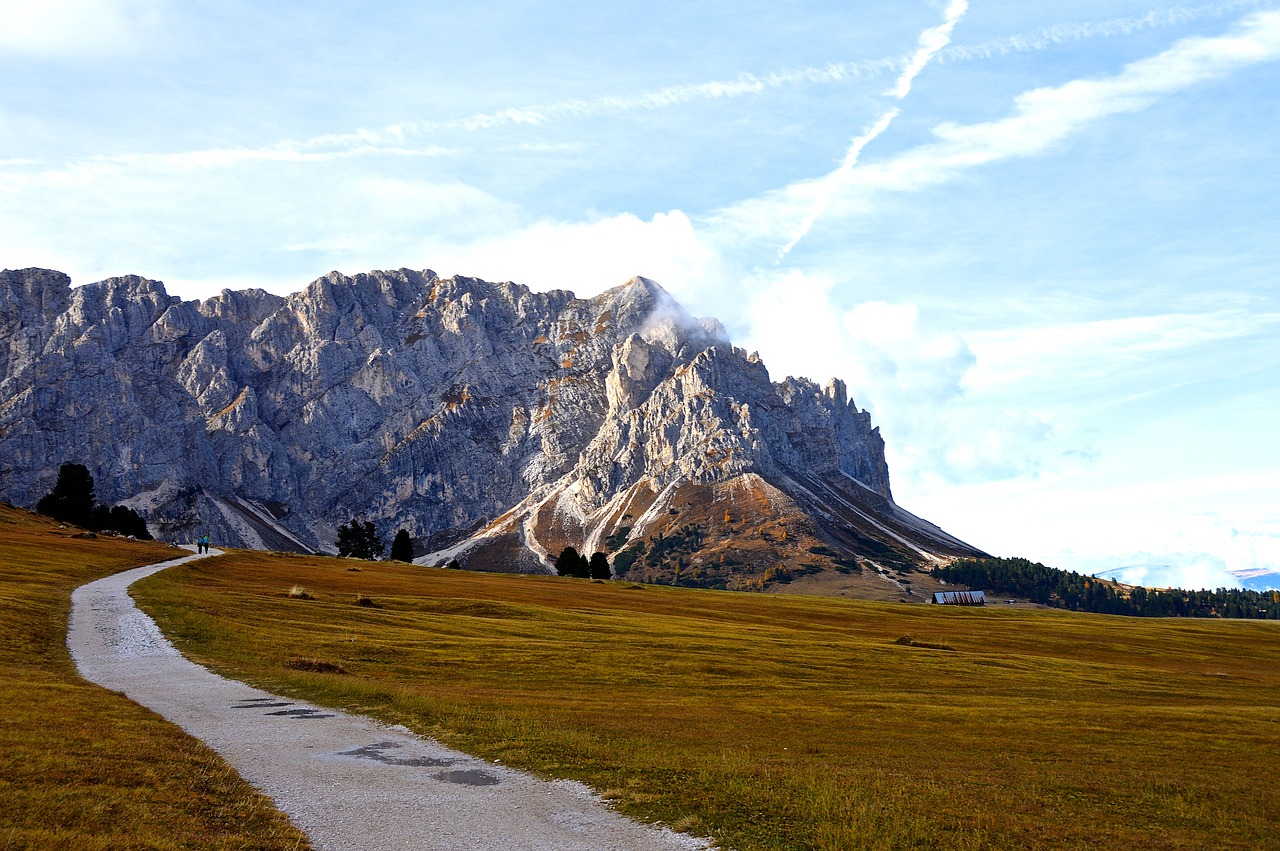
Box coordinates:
[1,1,1267,177]
[891,0,971,98]
[940,0,1274,62]
[779,0,968,258]
[778,108,899,257]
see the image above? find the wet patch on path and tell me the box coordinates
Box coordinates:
[435,769,501,787]
[266,707,336,719]
[337,740,459,769]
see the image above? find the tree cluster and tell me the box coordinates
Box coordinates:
[933,557,1280,620]
[336,520,384,560]
[36,463,152,539]
[555,546,611,579]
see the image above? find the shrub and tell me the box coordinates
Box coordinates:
[613,541,645,576]
[284,657,347,674]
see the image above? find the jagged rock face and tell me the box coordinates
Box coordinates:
[0,265,978,584]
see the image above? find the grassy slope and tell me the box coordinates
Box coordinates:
[135,550,1280,851]
[0,505,309,850]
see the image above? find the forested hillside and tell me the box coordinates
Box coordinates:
[933,557,1280,619]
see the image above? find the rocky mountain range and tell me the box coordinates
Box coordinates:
[0,266,983,595]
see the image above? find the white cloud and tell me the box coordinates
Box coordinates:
[1090,509,1280,590]
[869,8,1280,184]
[0,0,165,57]
[911,470,1280,588]
[0,165,529,299]
[965,310,1280,391]
[424,210,726,299]
[1097,556,1244,591]
[725,273,1072,489]
[715,9,1280,252]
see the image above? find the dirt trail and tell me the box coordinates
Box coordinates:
[68,547,711,851]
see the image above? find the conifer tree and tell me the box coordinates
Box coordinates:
[337,520,384,560]
[589,551,612,579]
[390,528,413,561]
[37,462,96,528]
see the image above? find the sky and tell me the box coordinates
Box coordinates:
[3,0,1278,591]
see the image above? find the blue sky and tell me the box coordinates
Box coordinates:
[3,0,1278,590]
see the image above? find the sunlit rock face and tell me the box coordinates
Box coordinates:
[0,266,979,581]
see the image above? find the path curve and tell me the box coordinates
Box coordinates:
[68,547,711,851]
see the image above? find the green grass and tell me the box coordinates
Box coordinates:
[133,549,1280,850]
[0,505,309,850]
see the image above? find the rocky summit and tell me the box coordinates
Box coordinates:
[0,266,983,595]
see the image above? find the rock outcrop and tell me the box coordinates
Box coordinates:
[0,266,983,591]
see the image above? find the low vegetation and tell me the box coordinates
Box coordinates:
[936,556,1280,619]
[134,549,1280,850]
[0,504,308,850]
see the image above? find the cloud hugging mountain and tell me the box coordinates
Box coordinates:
[0,267,980,591]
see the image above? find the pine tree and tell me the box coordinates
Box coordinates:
[91,504,153,539]
[390,528,413,561]
[337,519,384,560]
[589,551,612,579]
[555,546,591,578]
[37,462,96,528]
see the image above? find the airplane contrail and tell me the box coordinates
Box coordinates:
[778,0,969,258]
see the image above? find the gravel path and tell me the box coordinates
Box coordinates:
[68,547,712,851]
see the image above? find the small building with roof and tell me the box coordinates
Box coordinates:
[932,590,987,606]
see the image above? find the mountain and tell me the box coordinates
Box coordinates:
[0,266,983,593]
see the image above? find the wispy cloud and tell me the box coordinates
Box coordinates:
[966,310,1280,389]
[8,3,1264,179]
[940,0,1277,62]
[719,8,1280,253]
[297,1,1275,156]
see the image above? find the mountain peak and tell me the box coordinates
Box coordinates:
[0,267,983,595]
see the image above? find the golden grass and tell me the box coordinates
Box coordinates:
[134,550,1280,850]
[0,505,309,850]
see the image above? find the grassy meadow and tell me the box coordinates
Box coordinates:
[0,505,309,850]
[133,549,1280,850]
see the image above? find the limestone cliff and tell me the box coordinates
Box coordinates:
[0,266,982,592]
